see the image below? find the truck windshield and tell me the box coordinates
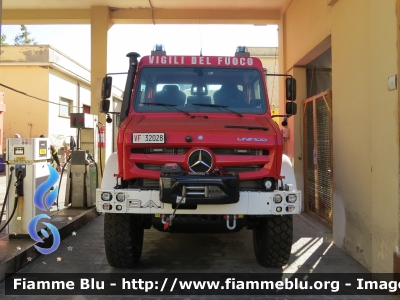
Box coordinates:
[133,67,267,115]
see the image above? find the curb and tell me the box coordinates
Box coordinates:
[0,207,99,282]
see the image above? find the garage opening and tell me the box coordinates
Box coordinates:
[302,48,333,228]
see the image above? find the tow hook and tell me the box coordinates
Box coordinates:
[161,214,175,230]
[162,192,186,230]
[224,215,237,230]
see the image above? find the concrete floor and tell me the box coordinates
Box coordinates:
[0,171,396,299]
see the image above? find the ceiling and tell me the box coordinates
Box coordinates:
[2,0,291,25]
[3,0,287,11]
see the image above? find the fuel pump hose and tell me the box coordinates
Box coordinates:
[0,167,23,234]
[56,155,72,208]
[0,166,14,229]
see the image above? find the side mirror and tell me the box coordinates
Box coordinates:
[101,76,112,99]
[286,77,296,101]
[100,100,110,113]
[286,101,297,115]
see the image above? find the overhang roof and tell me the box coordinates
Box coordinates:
[2,0,291,25]
[3,0,286,11]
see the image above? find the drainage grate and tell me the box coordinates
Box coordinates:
[316,99,332,220]
[305,101,316,213]
[303,90,333,228]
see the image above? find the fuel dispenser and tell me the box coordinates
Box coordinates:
[65,113,99,208]
[64,150,98,208]
[4,137,51,238]
[70,113,98,162]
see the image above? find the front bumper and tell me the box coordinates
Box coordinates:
[96,188,302,215]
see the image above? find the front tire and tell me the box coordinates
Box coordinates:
[253,215,293,268]
[104,213,144,268]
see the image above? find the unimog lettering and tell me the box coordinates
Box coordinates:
[237,137,268,142]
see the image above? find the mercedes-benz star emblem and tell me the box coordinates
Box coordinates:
[188,149,213,173]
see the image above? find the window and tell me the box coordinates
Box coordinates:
[253,79,261,99]
[133,67,267,115]
[59,98,72,117]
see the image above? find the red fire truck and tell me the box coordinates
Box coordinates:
[96,45,300,268]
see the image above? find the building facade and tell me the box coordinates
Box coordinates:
[0,45,122,154]
[280,0,398,273]
[248,47,279,114]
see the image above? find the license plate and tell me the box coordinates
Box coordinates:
[132,133,165,143]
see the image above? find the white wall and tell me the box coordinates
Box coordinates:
[48,68,91,149]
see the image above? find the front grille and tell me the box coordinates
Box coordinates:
[137,163,264,174]
[143,179,159,188]
[132,148,269,155]
[137,164,264,174]
[211,148,268,155]
[223,165,263,173]
[135,148,267,190]
[239,180,261,190]
[137,164,162,171]
[131,148,190,154]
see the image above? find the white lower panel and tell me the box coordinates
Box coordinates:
[96,189,302,216]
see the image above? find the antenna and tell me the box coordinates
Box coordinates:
[200,34,203,56]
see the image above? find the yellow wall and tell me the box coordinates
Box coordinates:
[0,46,94,157]
[257,55,280,111]
[0,47,50,142]
[0,66,49,140]
[283,0,398,272]
[0,93,6,154]
[290,67,306,194]
[331,0,398,273]
[369,0,398,273]
[91,6,112,172]
[330,0,373,269]
[284,0,332,71]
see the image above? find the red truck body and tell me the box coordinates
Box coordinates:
[96,49,300,269]
[117,55,283,183]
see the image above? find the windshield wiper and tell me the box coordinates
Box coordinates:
[141,102,191,116]
[191,103,243,117]
[225,125,269,131]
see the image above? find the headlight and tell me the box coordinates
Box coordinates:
[116,205,123,211]
[286,205,295,212]
[263,178,274,191]
[101,192,112,201]
[102,203,112,210]
[116,193,125,202]
[264,180,273,190]
[276,207,282,212]
[273,194,282,203]
[286,194,297,203]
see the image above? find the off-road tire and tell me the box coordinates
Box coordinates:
[104,213,144,268]
[253,215,293,268]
